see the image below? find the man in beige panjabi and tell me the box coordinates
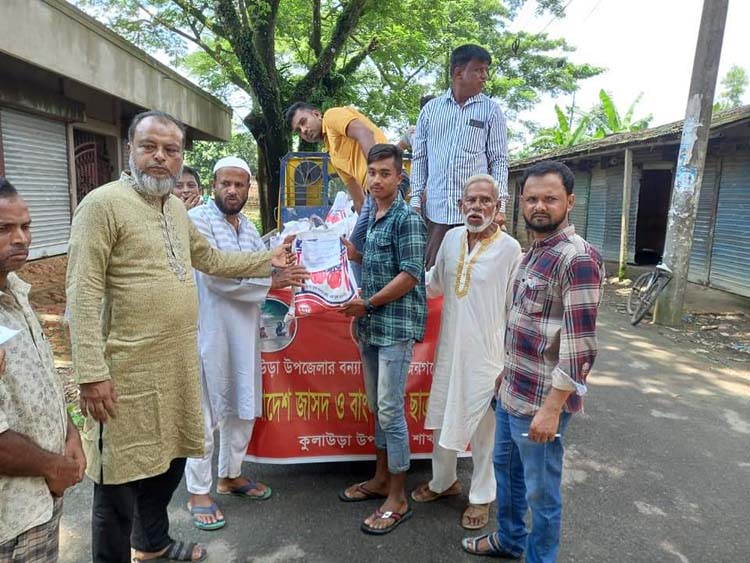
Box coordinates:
[66,110,294,563]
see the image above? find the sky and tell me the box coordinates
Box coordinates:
[512,0,750,130]
[138,0,749,138]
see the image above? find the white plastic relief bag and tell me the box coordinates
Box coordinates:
[286,229,358,319]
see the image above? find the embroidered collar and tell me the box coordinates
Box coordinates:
[454,227,501,298]
[120,172,170,205]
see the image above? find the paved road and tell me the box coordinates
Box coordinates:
[58,304,750,562]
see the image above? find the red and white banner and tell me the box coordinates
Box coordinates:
[247,291,443,463]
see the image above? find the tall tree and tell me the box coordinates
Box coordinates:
[716,65,749,109]
[77,0,600,230]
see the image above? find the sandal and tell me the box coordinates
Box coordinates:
[188,502,226,531]
[360,507,413,535]
[461,533,521,559]
[217,479,272,500]
[410,480,462,503]
[132,540,207,562]
[462,503,490,530]
[339,481,387,502]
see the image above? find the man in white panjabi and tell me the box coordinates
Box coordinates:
[184,157,306,530]
[411,174,522,530]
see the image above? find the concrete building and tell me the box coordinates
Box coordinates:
[507,105,750,297]
[0,0,232,259]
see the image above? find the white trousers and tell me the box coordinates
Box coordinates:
[185,390,255,495]
[428,407,496,505]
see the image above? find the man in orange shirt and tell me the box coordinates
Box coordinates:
[285,103,408,260]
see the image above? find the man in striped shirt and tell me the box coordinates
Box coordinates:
[184,157,307,531]
[410,44,509,268]
[462,161,604,562]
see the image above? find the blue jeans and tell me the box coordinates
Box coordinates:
[493,406,572,563]
[358,339,414,474]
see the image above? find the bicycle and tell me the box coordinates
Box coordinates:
[627,263,673,326]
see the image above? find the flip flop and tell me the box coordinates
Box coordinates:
[360,507,413,535]
[217,479,272,500]
[461,533,521,559]
[461,503,490,530]
[132,540,207,562]
[339,481,388,502]
[187,502,226,531]
[410,480,462,503]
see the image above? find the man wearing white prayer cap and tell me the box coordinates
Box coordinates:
[184,156,307,530]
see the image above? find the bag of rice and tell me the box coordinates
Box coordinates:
[286,229,358,319]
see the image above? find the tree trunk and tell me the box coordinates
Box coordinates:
[245,111,290,233]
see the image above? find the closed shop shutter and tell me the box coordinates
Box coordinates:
[628,167,640,263]
[1,108,70,259]
[599,165,640,263]
[586,167,607,255]
[570,171,590,239]
[604,166,622,261]
[688,157,719,284]
[709,153,750,296]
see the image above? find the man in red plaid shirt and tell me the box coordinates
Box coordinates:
[463,161,604,562]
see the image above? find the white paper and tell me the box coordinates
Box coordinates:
[0,326,20,345]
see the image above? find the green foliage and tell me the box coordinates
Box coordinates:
[521,104,590,156]
[76,0,599,129]
[184,132,258,193]
[75,0,602,228]
[522,89,653,158]
[588,90,652,138]
[716,65,749,110]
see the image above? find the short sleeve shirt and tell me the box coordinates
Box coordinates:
[0,273,67,545]
[322,107,388,188]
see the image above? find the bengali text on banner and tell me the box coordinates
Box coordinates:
[247,291,443,463]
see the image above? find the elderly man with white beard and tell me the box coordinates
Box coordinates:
[66,111,293,563]
[411,174,521,530]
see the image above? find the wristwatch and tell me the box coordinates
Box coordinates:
[363,298,377,315]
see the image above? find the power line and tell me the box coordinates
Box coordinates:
[538,0,577,35]
[583,0,606,22]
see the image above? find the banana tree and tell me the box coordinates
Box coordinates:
[526,104,590,153]
[589,89,652,137]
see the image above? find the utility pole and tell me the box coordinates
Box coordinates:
[618,147,633,280]
[654,0,729,326]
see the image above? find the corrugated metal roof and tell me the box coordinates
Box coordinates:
[511,104,750,169]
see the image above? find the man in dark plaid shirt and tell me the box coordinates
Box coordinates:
[340,144,427,536]
[463,161,604,562]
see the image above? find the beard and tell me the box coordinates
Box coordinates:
[129,155,180,196]
[524,212,565,233]
[464,212,495,234]
[214,193,248,216]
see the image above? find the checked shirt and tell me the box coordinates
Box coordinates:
[357,196,427,347]
[500,226,604,417]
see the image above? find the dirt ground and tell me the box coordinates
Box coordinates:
[603,273,750,367]
[17,256,750,412]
